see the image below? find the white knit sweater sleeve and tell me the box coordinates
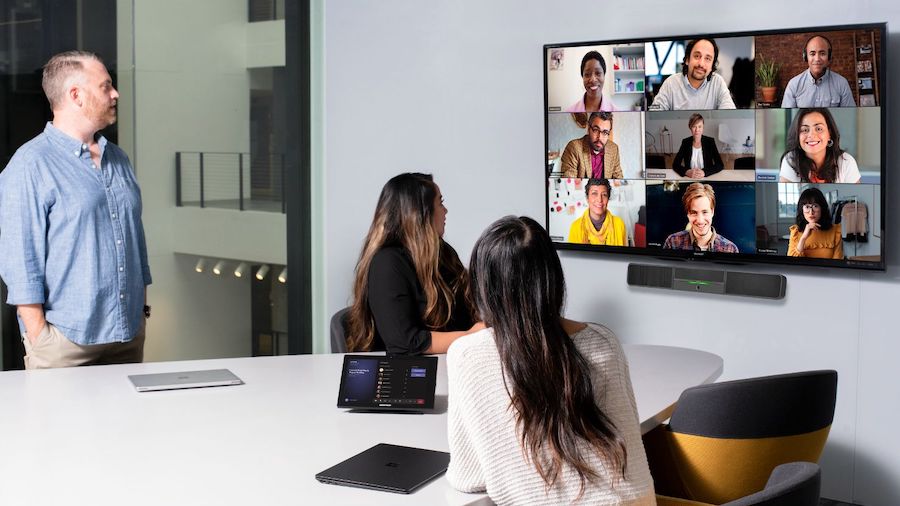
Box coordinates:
[445,338,487,492]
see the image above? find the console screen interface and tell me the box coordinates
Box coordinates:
[338,355,438,409]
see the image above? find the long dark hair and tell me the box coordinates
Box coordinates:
[781,108,844,182]
[469,216,626,497]
[795,187,833,230]
[348,173,472,352]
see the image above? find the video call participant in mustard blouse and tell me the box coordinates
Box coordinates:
[788,187,844,259]
[567,178,627,246]
[779,108,861,184]
[566,51,617,113]
[663,182,739,253]
[446,216,655,505]
[346,173,478,355]
[672,113,724,179]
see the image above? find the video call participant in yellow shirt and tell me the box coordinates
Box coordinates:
[567,178,627,246]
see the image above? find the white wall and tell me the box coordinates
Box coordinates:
[323,1,900,503]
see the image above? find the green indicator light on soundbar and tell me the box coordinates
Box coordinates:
[687,280,710,286]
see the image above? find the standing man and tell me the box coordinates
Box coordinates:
[0,51,151,369]
[561,111,623,179]
[649,38,736,111]
[781,35,856,108]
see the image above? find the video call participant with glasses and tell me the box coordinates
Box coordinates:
[788,187,843,259]
[446,216,654,505]
[672,113,724,179]
[648,38,736,111]
[779,108,860,183]
[567,178,627,246]
[663,182,739,253]
[346,173,480,355]
[782,34,856,108]
[561,111,623,179]
[566,51,617,113]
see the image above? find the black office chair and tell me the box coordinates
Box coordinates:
[330,307,350,353]
[734,156,756,170]
[657,462,821,506]
[644,370,837,504]
[646,154,667,169]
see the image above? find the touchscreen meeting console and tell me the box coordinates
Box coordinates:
[545,23,886,270]
[337,355,438,412]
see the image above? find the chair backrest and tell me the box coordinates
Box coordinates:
[734,156,756,170]
[634,223,647,248]
[329,307,351,353]
[646,154,667,169]
[723,462,821,506]
[645,370,837,504]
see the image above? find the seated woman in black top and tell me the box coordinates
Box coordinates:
[347,173,478,355]
[672,113,724,179]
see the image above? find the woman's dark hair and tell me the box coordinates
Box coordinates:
[469,216,626,498]
[580,51,607,75]
[795,187,833,231]
[585,178,612,198]
[348,173,473,352]
[781,108,844,183]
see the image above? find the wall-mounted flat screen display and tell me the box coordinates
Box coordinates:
[544,23,886,270]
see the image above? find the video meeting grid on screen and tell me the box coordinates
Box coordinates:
[544,23,886,270]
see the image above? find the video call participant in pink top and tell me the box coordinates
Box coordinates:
[567,51,617,113]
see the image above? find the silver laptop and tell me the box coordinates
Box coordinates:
[128,369,244,392]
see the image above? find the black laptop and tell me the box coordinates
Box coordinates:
[336,355,438,413]
[315,443,450,494]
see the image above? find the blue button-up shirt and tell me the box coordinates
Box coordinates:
[0,123,151,345]
[781,69,856,108]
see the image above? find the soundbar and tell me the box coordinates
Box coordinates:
[627,263,786,299]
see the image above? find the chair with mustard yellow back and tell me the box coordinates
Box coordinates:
[644,370,836,505]
[656,461,821,506]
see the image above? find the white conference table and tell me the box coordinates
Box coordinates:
[0,345,722,506]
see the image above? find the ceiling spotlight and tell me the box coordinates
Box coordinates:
[212,260,227,276]
[234,262,249,278]
[255,265,270,280]
[277,267,287,283]
[195,258,207,273]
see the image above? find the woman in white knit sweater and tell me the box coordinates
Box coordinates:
[446,216,655,505]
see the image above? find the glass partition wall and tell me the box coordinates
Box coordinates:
[0,0,309,369]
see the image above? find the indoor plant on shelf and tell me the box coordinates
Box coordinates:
[756,54,779,104]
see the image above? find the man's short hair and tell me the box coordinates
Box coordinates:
[42,51,103,109]
[681,38,719,78]
[682,182,716,214]
[588,111,613,129]
[688,113,704,130]
[585,178,612,198]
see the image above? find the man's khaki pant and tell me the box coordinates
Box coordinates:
[22,322,145,369]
